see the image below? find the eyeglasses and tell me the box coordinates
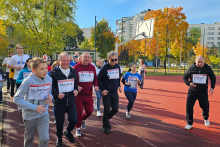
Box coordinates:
[111,59,118,62]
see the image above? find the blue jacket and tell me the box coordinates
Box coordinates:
[16,67,32,84]
[0,71,5,88]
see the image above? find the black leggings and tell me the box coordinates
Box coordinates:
[9,78,15,97]
[124,91,137,112]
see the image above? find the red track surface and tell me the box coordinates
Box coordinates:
[1,76,220,147]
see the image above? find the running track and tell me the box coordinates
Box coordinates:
[1,76,220,147]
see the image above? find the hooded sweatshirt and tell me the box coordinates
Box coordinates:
[73,61,98,96]
[13,73,53,120]
[183,63,216,93]
[16,67,32,84]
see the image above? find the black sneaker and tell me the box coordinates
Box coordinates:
[64,130,75,143]
[56,138,63,147]
[107,121,111,130]
[102,126,110,134]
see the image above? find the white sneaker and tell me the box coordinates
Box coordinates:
[126,112,131,119]
[204,119,210,127]
[97,111,102,117]
[93,99,97,110]
[185,124,192,130]
[75,128,81,137]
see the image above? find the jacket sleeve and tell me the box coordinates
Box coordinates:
[183,66,192,86]
[13,80,38,111]
[50,72,59,98]
[93,67,98,87]
[98,67,106,91]
[209,66,216,89]
[16,70,24,84]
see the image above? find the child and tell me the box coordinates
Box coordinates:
[13,57,53,147]
[0,70,5,103]
[16,58,32,88]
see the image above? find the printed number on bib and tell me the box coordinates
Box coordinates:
[29,83,51,100]
[79,71,94,82]
[58,79,74,93]
[23,72,30,79]
[107,69,119,79]
[128,77,138,89]
[193,74,207,84]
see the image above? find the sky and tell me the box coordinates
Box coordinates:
[75,0,220,33]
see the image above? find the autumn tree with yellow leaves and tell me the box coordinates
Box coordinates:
[193,38,209,63]
[0,19,10,57]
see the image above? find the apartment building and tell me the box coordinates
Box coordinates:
[82,27,92,39]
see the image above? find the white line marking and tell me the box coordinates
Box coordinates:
[111,120,157,147]
[75,137,86,147]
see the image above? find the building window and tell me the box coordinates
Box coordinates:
[218,27,220,30]
[217,42,220,45]
[207,27,210,30]
[211,27,215,30]
[207,37,214,40]
[218,32,220,35]
[207,42,214,45]
[218,37,220,40]
[208,32,215,35]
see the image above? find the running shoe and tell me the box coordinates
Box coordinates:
[97,111,102,117]
[102,126,110,134]
[64,130,75,143]
[75,128,81,137]
[81,120,86,129]
[185,124,192,130]
[126,112,131,119]
[56,138,63,147]
[204,119,210,127]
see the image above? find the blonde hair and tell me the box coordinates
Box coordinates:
[51,61,60,70]
[16,44,23,49]
[31,57,48,69]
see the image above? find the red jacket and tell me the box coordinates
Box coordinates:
[73,61,98,96]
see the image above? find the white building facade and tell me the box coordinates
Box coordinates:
[82,27,92,39]
[189,22,220,48]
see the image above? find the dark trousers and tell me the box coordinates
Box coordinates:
[16,83,21,92]
[140,69,144,88]
[10,78,15,97]
[102,93,119,127]
[6,72,10,90]
[0,90,2,102]
[124,91,137,112]
[186,90,209,125]
[54,105,77,139]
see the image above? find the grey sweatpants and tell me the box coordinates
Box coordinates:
[24,114,49,147]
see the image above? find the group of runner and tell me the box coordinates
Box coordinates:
[1,44,216,147]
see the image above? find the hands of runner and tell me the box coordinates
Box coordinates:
[73,90,78,97]
[78,86,83,92]
[102,90,109,96]
[94,86,99,92]
[118,87,122,93]
[58,93,65,99]
[36,105,46,114]
[190,82,197,88]
[209,88,214,94]
[16,66,23,71]
[125,82,131,85]
[45,94,52,104]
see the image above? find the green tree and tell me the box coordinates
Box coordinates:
[79,37,92,50]
[0,19,10,57]
[188,28,201,46]
[0,0,78,56]
[90,19,116,58]
[64,28,85,49]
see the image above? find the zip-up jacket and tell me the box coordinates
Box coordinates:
[183,63,216,93]
[16,67,32,84]
[98,63,121,93]
[50,66,78,106]
[73,61,98,96]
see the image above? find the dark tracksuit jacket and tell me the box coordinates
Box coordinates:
[98,63,121,126]
[183,63,216,125]
[50,66,78,139]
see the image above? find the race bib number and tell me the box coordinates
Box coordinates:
[78,71,94,82]
[23,72,30,79]
[128,77,138,89]
[193,74,207,84]
[107,69,119,79]
[29,83,51,100]
[58,79,74,93]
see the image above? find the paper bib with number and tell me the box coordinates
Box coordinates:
[128,77,138,89]
[58,79,74,93]
[78,71,94,82]
[29,83,51,100]
[107,69,119,79]
[193,74,207,84]
[23,72,30,79]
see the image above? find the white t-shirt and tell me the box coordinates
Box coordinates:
[91,62,96,67]
[7,54,30,79]
[59,66,70,77]
[2,57,10,72]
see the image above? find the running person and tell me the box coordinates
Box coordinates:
[122,63,141,119]
[183,55,216,130]
[73,52,98,137]
[98,51,122,134]
[138,60,146,89]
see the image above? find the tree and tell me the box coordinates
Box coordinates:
[207,45,219,67]
[90,19,115,59]
[188,27,201,46]
[0,19,10,57]
[0,0,78,56]
[64,28,85,49]
[141,6,191,61]
[193,38,209,63]
[79,37,92,50]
